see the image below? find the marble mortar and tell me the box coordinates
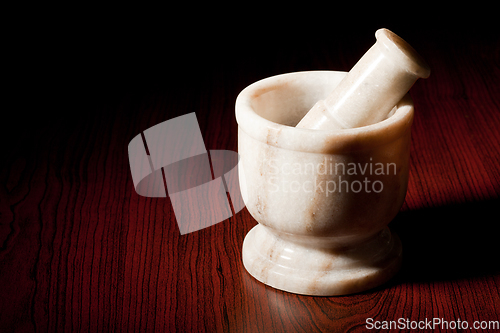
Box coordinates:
[236,70,413,296]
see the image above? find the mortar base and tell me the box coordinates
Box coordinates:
[242,225,402,296]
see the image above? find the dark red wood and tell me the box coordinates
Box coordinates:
[1,20,499,332]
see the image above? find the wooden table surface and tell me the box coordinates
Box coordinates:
[2,17,499,332]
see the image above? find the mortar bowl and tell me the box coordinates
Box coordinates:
[236,71,412,295]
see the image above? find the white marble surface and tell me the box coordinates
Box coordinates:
[236,71,413,295]
[243,225,402,296]
[296,29,429,130]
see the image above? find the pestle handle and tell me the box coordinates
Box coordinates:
[296,28,430,130]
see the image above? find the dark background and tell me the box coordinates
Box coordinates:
[8,9,497,137]
[4,9,498,124]
[2,7,499,332]
[6,10,498,165]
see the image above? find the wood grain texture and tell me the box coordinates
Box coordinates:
[1,18,499,332]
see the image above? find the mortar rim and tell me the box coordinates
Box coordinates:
[235,70,414,154]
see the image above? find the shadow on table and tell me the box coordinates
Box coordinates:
[390,197,500,283]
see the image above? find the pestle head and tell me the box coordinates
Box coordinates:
[375,28,430,79]
[296,28,430,130]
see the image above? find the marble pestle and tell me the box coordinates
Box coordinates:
[296,28,430,130]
